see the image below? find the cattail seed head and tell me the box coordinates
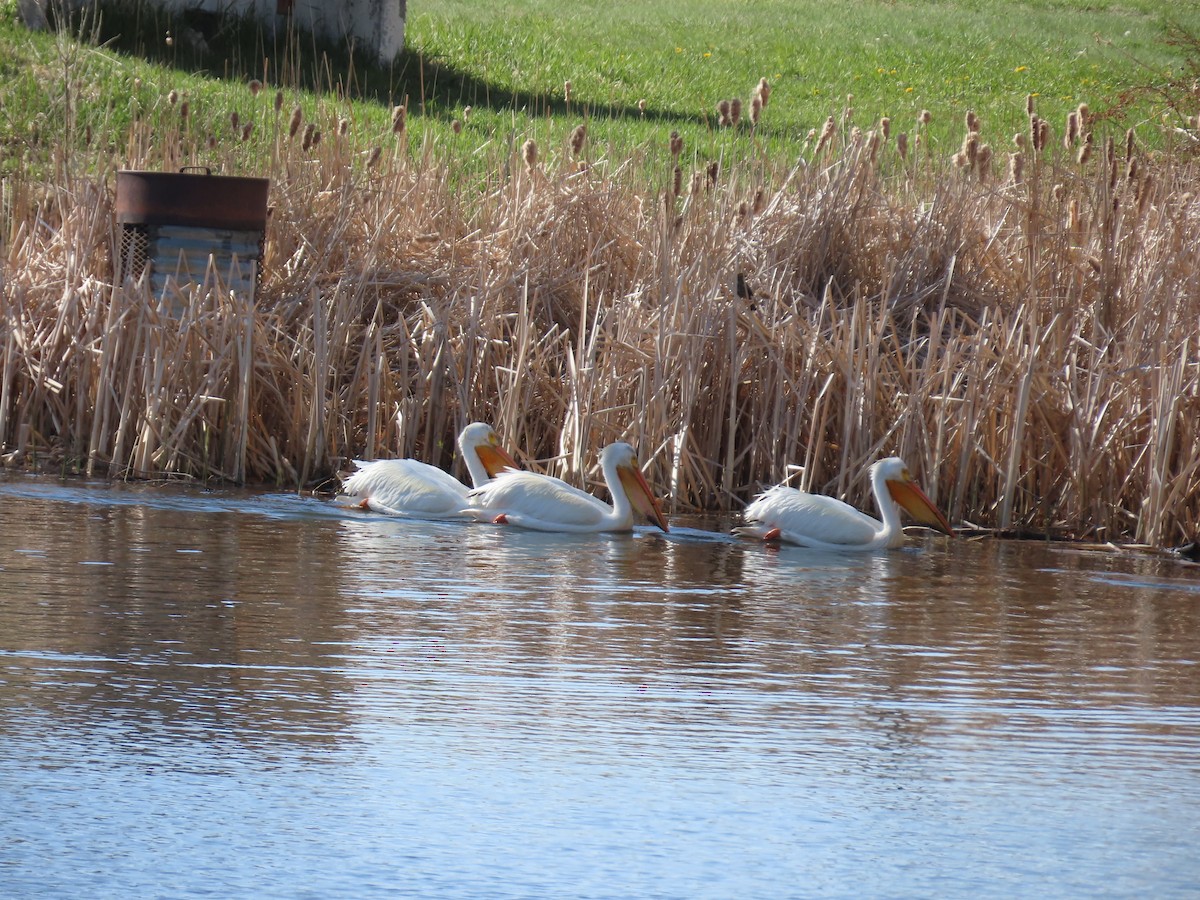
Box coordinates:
[249,79,262,96]
[1009,151,1024,183]
[706,160,719,187]
[451,119,462,134]
[750,95,762,125]
[339,118,350,137]
[1026,93,1035,115]
[672,165,682,197]
[230,111,239,131]
[669,130,683,158]
[564,80,572,103]
[1077,135,1092,165]
[960,132,979,165]
[965,109,980,133]
[1065,111,1079,147]
[1125,128,1136,160]
[463,105,472,119]
[241,122,253,142]
[1126,156,1137,181]
[207,133,217,150]
[752,187,766,215]
[1014,132,1026,148]
[1036,118,1050,152]
[638,99,647,114]
[1076,103,1089,128]
[896,131,908,159]
[818,115,836,150]
[689,169,704,195]
[717,99,731,127]
[367,146,382,168]
[168,89,179,105]
[756,77,771,107]
[274,90,284,113]
[976,143,992,178]
[289,106,303,138]
[302,123,315,151]
[730,97,742,126]
[522,138,538,170]
[179,100,189,120]
[569,123,586,156]
[1052,183,1065,202]
[919,109,932,126]
[391,104,406,135]
[880,116,890,140]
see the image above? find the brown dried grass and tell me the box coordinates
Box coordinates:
[3,97,1199,546]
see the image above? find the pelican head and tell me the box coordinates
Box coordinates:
[874,457,955,536]
[458,422,519,481]
[604,442,670,532]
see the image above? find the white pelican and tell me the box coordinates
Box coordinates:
[735,456,954,551]
[465,441,669,533]
[340,422,518,518]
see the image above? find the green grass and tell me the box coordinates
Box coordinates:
[0,0,1197,186]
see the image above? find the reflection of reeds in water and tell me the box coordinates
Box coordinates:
[2,82,1199,546]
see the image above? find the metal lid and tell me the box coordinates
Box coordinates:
[115,168,270,230]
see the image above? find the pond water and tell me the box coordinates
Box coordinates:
[1,473,1199,899]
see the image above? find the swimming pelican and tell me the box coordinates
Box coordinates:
[465,441,669,533]
[735,456,954,551]
[340,422,518,518]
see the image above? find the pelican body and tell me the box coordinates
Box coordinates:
[340,422,517,519]
[735,457,954,551]
[465,442,669,533]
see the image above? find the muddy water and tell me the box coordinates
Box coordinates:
[2,474,1198,898]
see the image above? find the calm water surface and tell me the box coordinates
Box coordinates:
[2,473,1199,898]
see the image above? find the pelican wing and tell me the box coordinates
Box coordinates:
[739,484,883,547]
[342,459,469,517]
[466,470,612,531]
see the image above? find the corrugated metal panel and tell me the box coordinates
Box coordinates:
[148,226,262,315]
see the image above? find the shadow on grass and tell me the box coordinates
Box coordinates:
[80,2,694,127]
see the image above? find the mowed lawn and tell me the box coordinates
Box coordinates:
[406,0,1198,162]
